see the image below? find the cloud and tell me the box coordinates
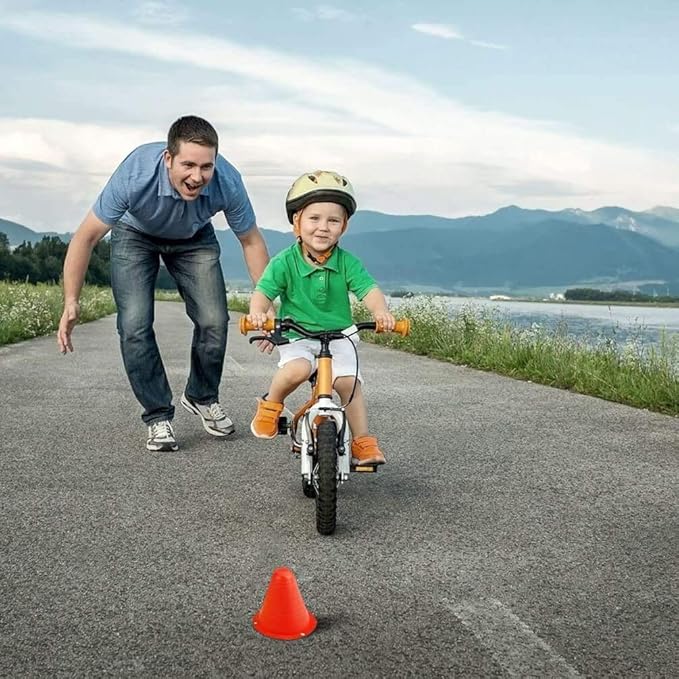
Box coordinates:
[490,178,591,199]
[412,23,463,40]
[0,10,677,233]
[0,119,159,230]
[132,1,189,26]
[292,5,360,22]
[412,22,506,49]
[469,40,506,50]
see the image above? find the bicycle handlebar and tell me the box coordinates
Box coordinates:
[239,316,410,338]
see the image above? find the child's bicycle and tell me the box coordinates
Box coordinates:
[239,316,410,535]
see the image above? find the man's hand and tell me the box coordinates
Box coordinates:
[57,210,110,354]
[57,301,80,353]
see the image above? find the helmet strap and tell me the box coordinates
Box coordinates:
[299,241,335,265]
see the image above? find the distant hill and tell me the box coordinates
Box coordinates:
[349,205,679,248]
[4,205,679,292]
[0,217,71,246]
[216,220,679,291]
[647,206,679,223]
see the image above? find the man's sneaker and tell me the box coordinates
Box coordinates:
[180,393,235,437]
[250,397,284,439]
[351,435,386,466]
[146,420,179,452]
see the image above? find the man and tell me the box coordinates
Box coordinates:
[57,115,269,452]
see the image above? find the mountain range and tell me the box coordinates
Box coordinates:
[3,205,679,293]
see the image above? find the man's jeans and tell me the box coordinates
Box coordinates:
[110,222,229,424]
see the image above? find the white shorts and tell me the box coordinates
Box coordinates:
[277,325,363,383]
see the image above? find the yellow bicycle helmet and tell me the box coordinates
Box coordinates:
[285,170,357,224]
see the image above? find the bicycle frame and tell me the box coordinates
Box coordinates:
[287,333,353,485]
[297,396,351,485]
[240,315,410,534]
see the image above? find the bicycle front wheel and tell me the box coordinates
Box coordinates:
[315,419,338,535]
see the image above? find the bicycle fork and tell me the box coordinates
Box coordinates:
[298,399,351,486]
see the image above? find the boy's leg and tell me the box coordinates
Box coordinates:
[251,358,313,438]
[332,337,385,465]
[111,224,175,428]
[268,358,314,402]
[334,377,368,436]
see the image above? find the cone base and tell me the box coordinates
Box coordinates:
[252,612,318,640]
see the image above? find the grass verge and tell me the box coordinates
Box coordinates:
[354,296,679,416]
[3,284,678,416]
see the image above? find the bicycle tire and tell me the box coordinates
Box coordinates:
[315,419,338,535]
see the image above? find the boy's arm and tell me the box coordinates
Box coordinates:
[248,290,272,328]
[362,288,395,332]
[343,251,394,330]
[247,290,276,354]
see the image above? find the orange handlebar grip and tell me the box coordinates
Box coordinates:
[394,318,410,337]
[239,316,275,334]
[375,318,410,336]
[239,316,251,334]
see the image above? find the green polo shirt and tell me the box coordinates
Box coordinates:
[255,243,377,335]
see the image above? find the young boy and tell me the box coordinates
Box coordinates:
[246,170,395,465]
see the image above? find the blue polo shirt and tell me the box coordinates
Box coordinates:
[92,142,256,239]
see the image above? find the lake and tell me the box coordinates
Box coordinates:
[389,296,679,348]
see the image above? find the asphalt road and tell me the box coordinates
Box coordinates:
[1,302,677,678]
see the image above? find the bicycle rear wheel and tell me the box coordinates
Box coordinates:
[315,419,338,535]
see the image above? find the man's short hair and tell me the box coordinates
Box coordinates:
[167,115,219,156]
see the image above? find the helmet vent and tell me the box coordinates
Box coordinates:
[308,174,318,183]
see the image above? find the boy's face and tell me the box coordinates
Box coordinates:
[296,202,347,258]
[164,141,216,201]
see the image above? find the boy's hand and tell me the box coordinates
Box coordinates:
[247,311,269,330]
[373,311,395,332]
[247,308,276,353]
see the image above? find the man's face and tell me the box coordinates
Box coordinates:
[164,141,216,201]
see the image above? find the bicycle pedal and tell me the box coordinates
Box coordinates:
[277,416,290,435]
[351,464,378,473]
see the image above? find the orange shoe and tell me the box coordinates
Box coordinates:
[351,435,386,466]
[250,397,284,439]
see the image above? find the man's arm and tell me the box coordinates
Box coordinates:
[236,226,277,353]
[235,224,270,284]
[57,210,112,353]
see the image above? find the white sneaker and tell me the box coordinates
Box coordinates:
[146,420,179,452]
[180,393,235,437]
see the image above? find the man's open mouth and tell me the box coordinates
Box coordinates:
[185,181,202,191]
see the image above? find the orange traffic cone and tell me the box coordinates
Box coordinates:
[253,567,317,640]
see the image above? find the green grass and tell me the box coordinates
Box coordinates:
[154,289,251,314]
[354,296,679,416]
[0,282,116,345]
[0,284,250,346]
[3,283,678,416]
[226,293,250,314]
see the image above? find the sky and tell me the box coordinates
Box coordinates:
[0,0,678,233]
